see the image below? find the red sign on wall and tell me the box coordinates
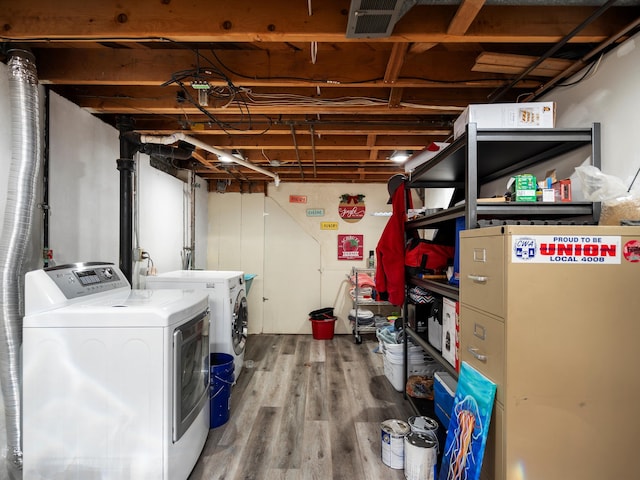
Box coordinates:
[338,234,364,260]
[338,194,365,223]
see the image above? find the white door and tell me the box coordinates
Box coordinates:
[263,197,320,333]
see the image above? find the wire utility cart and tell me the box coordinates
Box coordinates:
[348,267,394,344]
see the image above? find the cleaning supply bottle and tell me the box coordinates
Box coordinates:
[367,250,375,269]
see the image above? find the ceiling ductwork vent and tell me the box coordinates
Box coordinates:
[346,0,640,38]
[346,0,418,38]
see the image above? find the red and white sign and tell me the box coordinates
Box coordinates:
[338,194,365,223]
[623,240,640,262]
[511,235,621,264]
[338,234,364,260]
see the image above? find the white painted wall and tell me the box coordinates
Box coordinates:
[48,92,121,265]
[47,92,208,279]
[547,33,640,184]
[207,183,403,335]
[480,31,640,198]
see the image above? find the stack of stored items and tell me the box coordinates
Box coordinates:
[348,308,375,327]
[349,271,376,302]
[377,325,441,392]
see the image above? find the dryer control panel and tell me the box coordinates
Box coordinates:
[43,262,129,299]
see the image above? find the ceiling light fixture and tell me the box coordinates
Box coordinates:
[390,150,412,163]
[219,149,245,164]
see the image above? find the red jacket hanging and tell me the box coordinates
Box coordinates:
[375,179,412,306]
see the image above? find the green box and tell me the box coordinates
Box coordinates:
[512,174,537,202]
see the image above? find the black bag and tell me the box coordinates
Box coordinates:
[309,307,335,320]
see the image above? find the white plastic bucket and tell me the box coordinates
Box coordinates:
[381,419,410,469]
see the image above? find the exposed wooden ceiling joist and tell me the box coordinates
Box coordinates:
[2,0,639,187]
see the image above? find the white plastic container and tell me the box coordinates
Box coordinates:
[383,351,436,392]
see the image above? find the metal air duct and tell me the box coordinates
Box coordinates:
[346,0,640,38]
[0,48,42,479]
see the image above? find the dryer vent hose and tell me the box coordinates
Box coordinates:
[0,48,42,479]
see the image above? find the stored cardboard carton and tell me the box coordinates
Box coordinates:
[454,102,556,139]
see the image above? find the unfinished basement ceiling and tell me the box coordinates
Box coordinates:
[2,0,640,190]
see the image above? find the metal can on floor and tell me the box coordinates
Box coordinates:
[404,432,438,480]
[381,419,410,469]
[408,415,439,452]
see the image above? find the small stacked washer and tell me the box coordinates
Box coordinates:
[146,270,248,381]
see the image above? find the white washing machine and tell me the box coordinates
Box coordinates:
[146,270,247,381]
[23,262,211,480]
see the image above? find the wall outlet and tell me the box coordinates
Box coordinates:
[133,248,144,262]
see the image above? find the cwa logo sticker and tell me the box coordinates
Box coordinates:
[514,237,537,260]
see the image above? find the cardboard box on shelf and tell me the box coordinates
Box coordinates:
[454,102,556,139]
[552,179,572,202]
[427,297,443,351]
[509,174,538,202]
[441,297,459,370]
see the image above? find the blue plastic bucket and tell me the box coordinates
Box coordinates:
[210,352,235,428]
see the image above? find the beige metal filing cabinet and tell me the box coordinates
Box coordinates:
[459,225,640,480]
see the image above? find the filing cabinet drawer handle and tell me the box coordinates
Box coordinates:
[467,346,487,362]
[467,274,488,283]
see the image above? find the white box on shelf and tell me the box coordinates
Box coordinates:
[441,297,459,370]
[453,102,556,139]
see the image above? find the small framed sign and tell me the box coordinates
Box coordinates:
[321,222,339,230]
[338,234,364,260]
[306,208,325,217]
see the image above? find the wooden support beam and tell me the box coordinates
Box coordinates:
[448,0,486,36]
[472,52,574,77]
[384,43,410,84]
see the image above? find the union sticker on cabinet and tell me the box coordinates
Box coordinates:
[441,297,459,371]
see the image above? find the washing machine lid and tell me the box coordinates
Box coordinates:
[24,288,209,328]
[151,270,244,281]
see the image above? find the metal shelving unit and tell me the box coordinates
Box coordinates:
[349,267,394,344]
[402,122,602,408]
[406,122,601,229]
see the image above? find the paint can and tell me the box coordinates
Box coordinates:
[381,419,410,469]
[404,432,438,480]
[408,415,439,452]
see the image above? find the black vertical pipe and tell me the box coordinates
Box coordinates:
[116,116,137,284]
[42,86,50,267]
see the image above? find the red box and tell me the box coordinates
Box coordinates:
[552,179,572,202]
[310,318,336,340]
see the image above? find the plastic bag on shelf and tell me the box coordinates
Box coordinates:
[575,165,640,225]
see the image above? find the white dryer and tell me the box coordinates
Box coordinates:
[23,262,210,480]
[146,270,248,381]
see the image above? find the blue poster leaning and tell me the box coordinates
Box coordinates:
[438,362,497,480]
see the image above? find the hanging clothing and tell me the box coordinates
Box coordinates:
[375,177,412,306]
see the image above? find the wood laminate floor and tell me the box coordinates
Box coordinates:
[188,333,415,480]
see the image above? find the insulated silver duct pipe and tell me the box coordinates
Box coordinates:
[0,49,41,479]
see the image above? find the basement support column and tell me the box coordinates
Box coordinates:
[116,116,138,284]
